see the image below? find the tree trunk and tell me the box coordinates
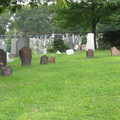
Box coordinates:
[92,24,97,50]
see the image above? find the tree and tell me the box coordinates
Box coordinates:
[9,5,66,33]
[0,0,41,15]
[53,0,120,49]
[0,11,12,34]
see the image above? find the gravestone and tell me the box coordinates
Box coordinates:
[111,47,120,56]
[19,46,32,66]
[1,65,13,77]
[86,33,95,58]
[0,39,6,51]
[16,35,30,57]
[11,29,30,57]
[66,49,74,55]
[40,55,48,64]
[81,44,86,50]
[0,49,7,65]
[7,52,14,62]
[10,29,19,57]
[86,49,94,58]
[49,56,55,63]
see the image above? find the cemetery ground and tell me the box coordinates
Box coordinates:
[0,50,120,120]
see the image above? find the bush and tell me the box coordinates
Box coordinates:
[47,47,55,53]
[102,30,120,49]
[53,39,70,52]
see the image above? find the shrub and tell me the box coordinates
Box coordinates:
[102,30,120,49]
[47,47,55,53]
[53,39,70,52]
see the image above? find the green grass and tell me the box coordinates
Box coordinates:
[0,50,120,120]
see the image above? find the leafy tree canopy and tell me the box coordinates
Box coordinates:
[0,0,42,14]
[53,0,120,48]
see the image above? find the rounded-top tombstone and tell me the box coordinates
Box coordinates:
[19,46,32,66]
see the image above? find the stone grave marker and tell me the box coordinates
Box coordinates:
[49,56,55,63]
[16,35,30,57]
[81,44,86,50]
[66,49,74,55]
[86,33,94,58]
[86,49,94,58]
[11,29,30,57]
[0,49,7,65]
[10,29,19,57]
[111,47,120,56]
[1,65,13,77]
[19,46,32,66]
[40,55,48,64]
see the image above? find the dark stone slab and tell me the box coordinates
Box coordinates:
[40,55,48,64]
[0,49,7,66]
[19,46,32,66]
[86,49,94,58]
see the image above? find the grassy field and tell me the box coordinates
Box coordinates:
[0,50,120,120]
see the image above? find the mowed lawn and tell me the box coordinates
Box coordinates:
[0,50,120,120]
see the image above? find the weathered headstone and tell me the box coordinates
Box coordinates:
[11,29,30,57]
[1,65,13,77]
[86,33,95,58]
[54,34,62,41]
[10,29,19,57]
[19,46,32,66]
[81,44,86,50]
[0,49,7,66]
[16,35,30,57]
[49,56,55,63]
[66,49,74,55]
[86,49,94,58]
[111,47,120,56]
[40,55,48,64]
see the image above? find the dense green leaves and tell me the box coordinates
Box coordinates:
[53,0,120,49]
[9,5,65,33]
[102,30,120,49]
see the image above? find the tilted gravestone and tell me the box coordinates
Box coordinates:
[111,47,120,56]
[66,49,74,55]
[19,46,32,66]
[49,56,55,63]
[86,33,95,58]
[40,55,48,64]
